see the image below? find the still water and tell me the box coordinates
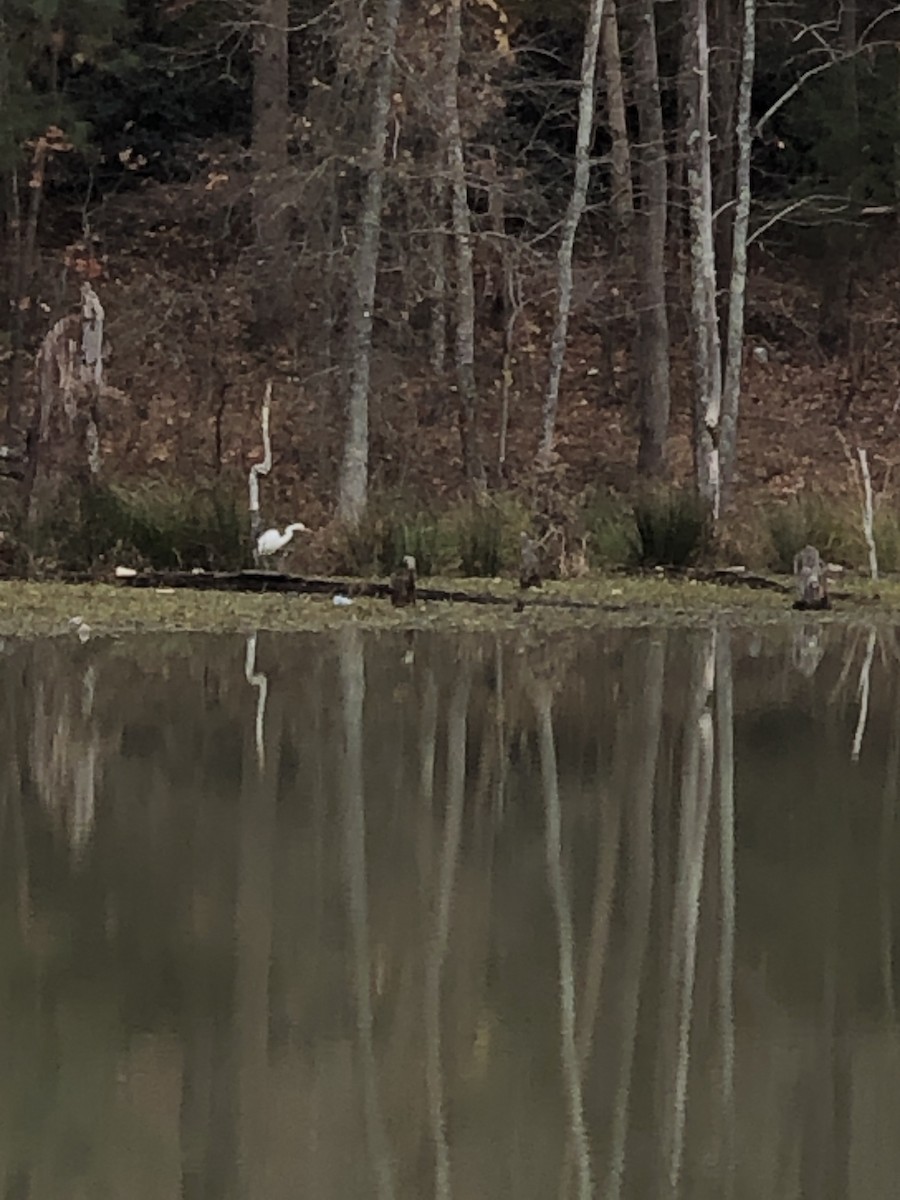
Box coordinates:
[1,621,899,1199]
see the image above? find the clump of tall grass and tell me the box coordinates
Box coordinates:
[631,486,713,568]
[764,493,855,572]
[337,492,531,578]
[874,507,900,575]
[32,480,246,572]
[580,490,633,568]
[336,495,445,576]
[448,494,531,577]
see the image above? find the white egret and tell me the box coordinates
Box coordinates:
[256,522,309,558]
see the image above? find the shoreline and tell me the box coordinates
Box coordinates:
[0,575,892,639]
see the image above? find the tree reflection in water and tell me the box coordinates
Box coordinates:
[0,622,899,1198]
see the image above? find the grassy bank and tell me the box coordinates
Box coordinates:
[0,573,893,639]
[5,476,900,582]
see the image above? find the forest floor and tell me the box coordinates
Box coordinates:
[15,171,900,575]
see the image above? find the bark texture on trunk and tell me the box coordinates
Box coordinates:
[719,0,757,503]
[633,0,672,475]
[686,0,722,515]
[429,174,447,376]
[251,0,291,337]
[818,0,858,356]
[602,0,633,232]
[444,0,486,491]
[710,0,738,280]
[537,0,606,469]
[337,0,402,524]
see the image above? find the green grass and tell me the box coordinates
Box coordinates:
[764,493,856,572]
[631,486,713,568]
[874,506,900,574]
[580,490,633,568]
[335,497,446,576]
[29,480,246,573]
[336,492,533,578]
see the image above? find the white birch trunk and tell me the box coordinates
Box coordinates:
[537,0,606,469]
[248,382,272,550]
[444,0,485,490]
[686,0,723,517]
[337,0,402,524]
[719,0,757,502]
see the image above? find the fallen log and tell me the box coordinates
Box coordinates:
[115,569,627,611]
[113,567,864,609]
[677,566,791,594]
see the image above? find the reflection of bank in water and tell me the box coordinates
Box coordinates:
[792,624,825,678]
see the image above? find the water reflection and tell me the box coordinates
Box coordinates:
[1,621,900,1197]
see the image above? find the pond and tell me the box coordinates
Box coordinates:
[0,620,898,1199]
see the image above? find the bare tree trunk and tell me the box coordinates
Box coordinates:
[497,262,522,478]
[719,0,756,505]
[602,0,633,232]
[251,0,290,338]
[5,135,50,444]
[0,7,20,444]
[685,0,722,515]
[481,150,521,477]
[710,0,737,281]
[443,0,486,491]
[669,19,693,269]
[537,0,606,469]
[818,0,858,355]
[24,283,105,524]
[429,174,448,377]
[632,0,672,475]
[337,0,402,523]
